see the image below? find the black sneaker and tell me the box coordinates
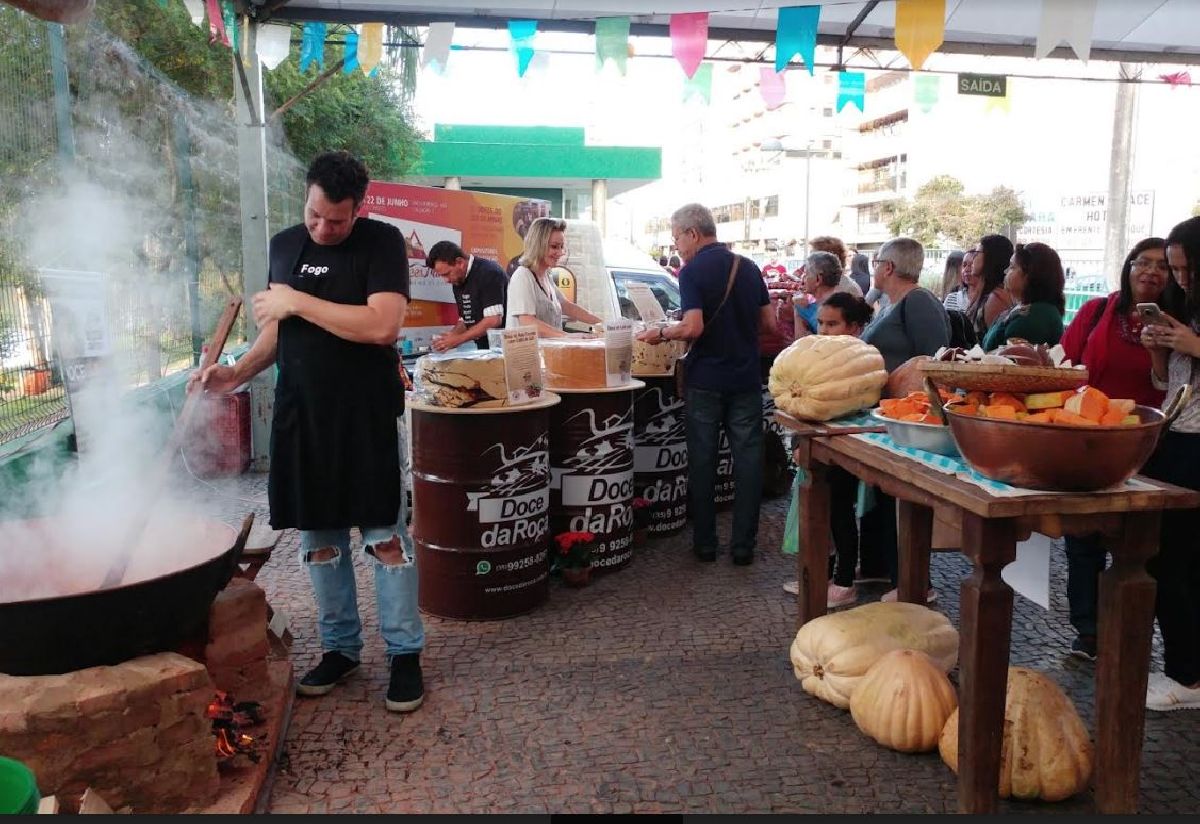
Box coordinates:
[731,552,754,566]
[1070,635,1097,662]
[386,653,425,713]
[297,651,359,697]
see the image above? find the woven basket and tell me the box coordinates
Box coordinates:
[920,360,1089,393]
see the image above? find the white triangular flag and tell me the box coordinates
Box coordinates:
[257,23,292,71]
[422,22,454,70]
[182,0,204,26]
[1035,0,1097,62]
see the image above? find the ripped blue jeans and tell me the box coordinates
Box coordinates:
[299,486,424,661]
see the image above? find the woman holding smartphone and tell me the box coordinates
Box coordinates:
[1139,216,1200,712]
[1057,238,1182,660]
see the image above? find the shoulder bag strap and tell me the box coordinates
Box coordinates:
[685,253,741,350]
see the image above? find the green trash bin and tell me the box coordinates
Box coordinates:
[0,756,39,815]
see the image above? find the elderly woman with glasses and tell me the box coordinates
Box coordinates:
[506,217,602,337]
[792,251,852,338]
[1054,238,1184,662]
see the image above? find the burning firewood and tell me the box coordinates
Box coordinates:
[206,691,264,764]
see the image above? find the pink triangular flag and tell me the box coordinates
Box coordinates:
[759,67,787,110]
[670,12,708,79]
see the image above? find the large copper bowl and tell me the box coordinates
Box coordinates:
[945,404,1165,491]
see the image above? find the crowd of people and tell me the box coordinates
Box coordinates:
[189,148,1200,717]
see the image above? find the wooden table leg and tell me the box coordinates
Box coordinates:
[957,513,1016,814]
[1093,511,1160,813]
[798,461,831,626]
[897,500,932,604]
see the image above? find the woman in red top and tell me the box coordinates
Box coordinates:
[1058,237,1183,661]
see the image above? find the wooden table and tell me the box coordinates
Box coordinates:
[776,412,1200,814]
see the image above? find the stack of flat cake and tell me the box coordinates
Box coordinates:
[416,350,508,408]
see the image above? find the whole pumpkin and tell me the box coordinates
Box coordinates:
[850,649,958,753]
[938,667,1093,802]
[789,602,959,709]
[884,355,932,399]
[769,335,888,421]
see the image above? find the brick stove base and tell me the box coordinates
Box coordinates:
[0,578,293,814]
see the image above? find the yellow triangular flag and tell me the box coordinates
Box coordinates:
[358,23,384,75]
[895,0,945,71]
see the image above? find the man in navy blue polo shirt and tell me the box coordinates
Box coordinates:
[637,203,775,564]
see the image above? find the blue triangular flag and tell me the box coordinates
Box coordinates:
[836,71,865,112]
[508,19,538,77]
[299,22,327,73]
[343,29,360,74]
[776,6,821,74]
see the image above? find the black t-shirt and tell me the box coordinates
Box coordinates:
[266,217,410,530]
[454,256,509,349]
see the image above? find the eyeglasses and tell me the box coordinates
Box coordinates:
[1132,257,1169,273]
[872,257,893,268]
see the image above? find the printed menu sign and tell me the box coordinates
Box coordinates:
[625,283,666,323]
[604,319,633,387]
[501,328,541,404]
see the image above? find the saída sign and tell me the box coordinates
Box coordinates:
[957,73,1007,98]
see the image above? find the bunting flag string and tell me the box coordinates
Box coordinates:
[775,6,820,74]
[595,17,630,75]
[256,23,291,70]
[422,22,454,71]
[220,1,238,53]
[1035,0,1097,62]
[670,12,708,79]
[181,0,204,26]
[1160,71,1192,88]
[358,23,384,75]
[299,21,327,73]
[508,20,538,77]
[343,29,360,74]
[204,0,228,46]
[759,66,787,110]
[836,71,865,113]
[913,73,940,112]
[894,0,944,71]
[682,62,713,104]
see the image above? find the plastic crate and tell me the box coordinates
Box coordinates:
[183,390,251,478]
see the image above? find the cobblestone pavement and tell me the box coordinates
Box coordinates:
[186,471,1200,815]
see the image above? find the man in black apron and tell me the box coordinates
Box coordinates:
[193,151,424,712]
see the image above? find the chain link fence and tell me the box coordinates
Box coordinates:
[0,8,305,445]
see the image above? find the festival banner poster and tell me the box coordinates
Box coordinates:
[362,183,551,350]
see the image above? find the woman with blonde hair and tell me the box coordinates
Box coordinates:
[506,217,601,337]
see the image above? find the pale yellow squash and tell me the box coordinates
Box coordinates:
[789,602,960,709]
[939,667,1093,802]
[768,335,888,421]
[850,649,958,753]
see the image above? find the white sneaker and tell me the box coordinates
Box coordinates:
[782,580,799,595]
[828,583,858,608]
[881,587,938,605]
[1146,672,1200,712]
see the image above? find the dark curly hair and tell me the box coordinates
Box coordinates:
[1167,216,1200,324]
[305,151,370,205]
[1012,242,1065,316]
[821,291,874,329]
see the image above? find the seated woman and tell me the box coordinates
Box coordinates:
[981,241,1066,351]
[506,217,602,337]
[782,292,881,605]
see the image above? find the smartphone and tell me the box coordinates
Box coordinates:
[1136,303,1170,327]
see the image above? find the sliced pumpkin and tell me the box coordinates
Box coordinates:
[1052,409,1100,427]
[1023,412,1053,424]
[1063,387,1109,422]
[987,392,1027,413]
[1024,390,1071,410]
[981,404,1019,420]
[1108,399,1136,417]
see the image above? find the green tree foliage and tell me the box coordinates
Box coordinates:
[888,174,1030,249]
[263,54,422,180]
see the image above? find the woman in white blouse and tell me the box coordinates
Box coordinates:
[506,218,601,337]
[1140,215,1200,712]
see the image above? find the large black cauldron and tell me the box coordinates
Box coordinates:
[0,516,250,676]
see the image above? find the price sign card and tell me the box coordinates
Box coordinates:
[501,328,542,404]
[625,283,666,323]
[604,318,634,387]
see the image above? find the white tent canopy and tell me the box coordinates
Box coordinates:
[259,0,1200,65]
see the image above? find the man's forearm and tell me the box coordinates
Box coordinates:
[232,323,278,383]
[293,292,403,345]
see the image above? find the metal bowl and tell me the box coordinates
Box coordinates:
[870,409,960,457]
[945,404,1166,491]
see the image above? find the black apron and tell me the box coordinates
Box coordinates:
[266,220,406,531]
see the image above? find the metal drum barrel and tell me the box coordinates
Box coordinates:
[549,383,641,574]
[632,376,688,536]
[411,394,559,620]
